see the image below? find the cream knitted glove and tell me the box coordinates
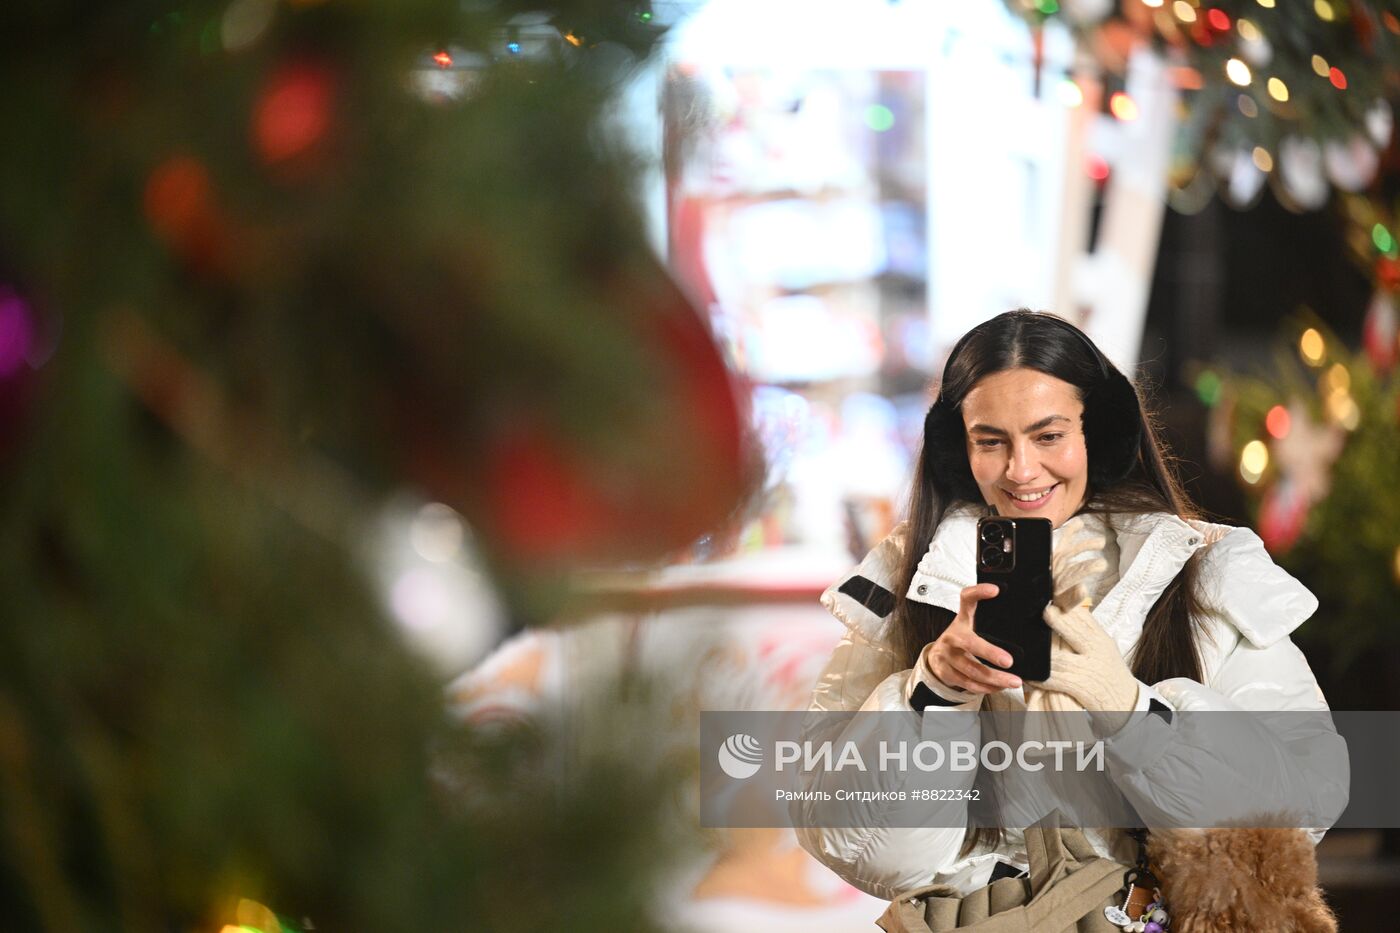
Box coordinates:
[1024,517,1137,740]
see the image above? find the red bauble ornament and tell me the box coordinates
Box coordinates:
[405,257,750,568]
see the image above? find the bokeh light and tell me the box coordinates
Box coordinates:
[1267,77,1288,102]
[253,62,335,164]
[1058,79,1084,108]
[1299,327,1326,366]
[1252,147,1273,172]
[1326,390,1360,429]
[1194,369,1224,406]
[410,502,465,563]
[1329,67,1347,90]
[864,104,895,132]
[1314,0,1335,21]
[1373,223,1395,253]
[1173,1,1197,23]
[1225,58,1252,86]
[1237,18,1261,40]
[1311,55,1330,77]
[221,0,275,52]
[0,289,34,378]
[1240,440,1269,484]
[1109,92,1139,121]
[1265,404,1291,439]
[1323,362,1350,393]
[1207,8,1230,30]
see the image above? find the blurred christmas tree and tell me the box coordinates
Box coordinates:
[0,0,748,928]
[1207,316,1400,670]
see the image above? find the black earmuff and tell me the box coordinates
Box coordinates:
[921,313,1142,503]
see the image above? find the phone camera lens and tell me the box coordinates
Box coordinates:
[981,545,1004,567]
[981,523,1005,544]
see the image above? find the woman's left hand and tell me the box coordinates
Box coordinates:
[1033,601,1139,736]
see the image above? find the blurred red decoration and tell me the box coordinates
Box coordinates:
[1363,291,1398,371]
[1258,480,1308,554]
[415,260,750,567]
[144,156,211,239]
[1376,254,1400,290]
[253,61,336,165]
[143,155,229,274]
[1265,404,1292,439]
[1329,67,1348,90]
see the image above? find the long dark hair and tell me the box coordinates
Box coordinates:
[890,310,1209,856]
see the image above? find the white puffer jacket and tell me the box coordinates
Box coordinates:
[796,506,1349,901]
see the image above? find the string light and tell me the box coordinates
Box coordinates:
[1329,67,1347,90]
[1058,79,1084,107]
[1237,18,1261,41]
[1324,362,1351,393]
[1256,0,1274,7]
[1311,55,1330,77]
[1252,147,1273,172]
[1314,0,1335,21]
[1267,77,1288,102]
[432,49,452,68]
[1207,8,1230,29]
[1225,58,1252,86]
[1265,405,1291,439]
[1299,327,1326,366]
[1109,91,1139,121]
[1240,440,1269,484]
[564,31,583,46]
[1173,1,1197,23]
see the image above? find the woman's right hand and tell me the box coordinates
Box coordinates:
[921,583,1023,695]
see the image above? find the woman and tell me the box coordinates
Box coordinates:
[795,310,1348,902]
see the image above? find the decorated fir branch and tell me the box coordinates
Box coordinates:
[1007,0,1399,207]
[0,1,746,930]
[1206,314,1400,662]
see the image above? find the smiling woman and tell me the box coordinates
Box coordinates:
[794,310,1347,927]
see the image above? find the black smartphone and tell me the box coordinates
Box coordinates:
[974,516,1052,682]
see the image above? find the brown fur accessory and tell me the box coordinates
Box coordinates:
[1147,826,1337,933]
